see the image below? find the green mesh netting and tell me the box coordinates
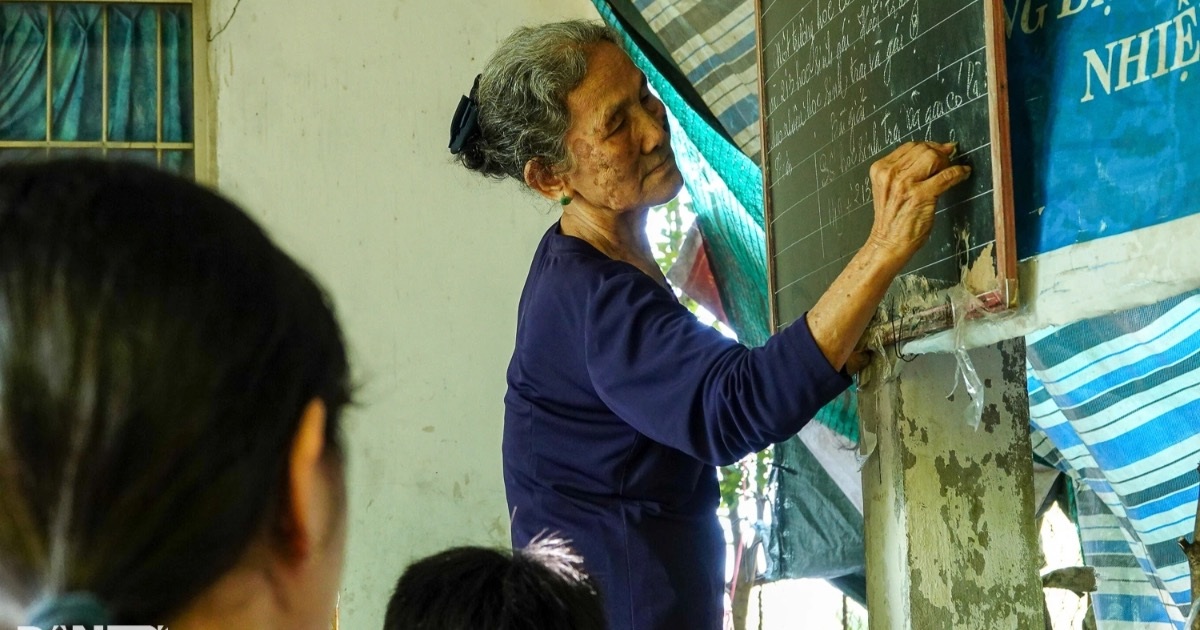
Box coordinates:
[591,2,867,593]
[592,0,858,440]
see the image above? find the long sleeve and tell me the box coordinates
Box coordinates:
[504,226,846,630]
[583,265,851,466]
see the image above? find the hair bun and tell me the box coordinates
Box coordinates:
[457,139,487,173]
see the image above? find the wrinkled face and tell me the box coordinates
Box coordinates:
[559,42,683,213]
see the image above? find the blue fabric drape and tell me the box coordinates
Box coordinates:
[160,6,192,143]
[107,4,156,142]
[160,5,192,173]
[0,6,48,141]
[50,4,102,141]
[1006,0,1200,258]
[0,3,192,174]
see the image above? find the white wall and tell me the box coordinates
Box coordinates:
[205,0,595,625]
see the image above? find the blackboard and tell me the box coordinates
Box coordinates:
[756,0,1017,343]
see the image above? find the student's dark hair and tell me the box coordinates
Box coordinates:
[383,537,606,630]
[0,159,352,625]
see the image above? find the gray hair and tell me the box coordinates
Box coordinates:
[457,21,618,183]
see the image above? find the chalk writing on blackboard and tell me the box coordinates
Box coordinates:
[757,0,1016,342]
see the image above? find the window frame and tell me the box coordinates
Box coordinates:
[0,0,214,183]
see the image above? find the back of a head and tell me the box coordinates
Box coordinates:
[0,159,351,626]
[383,538,606,630]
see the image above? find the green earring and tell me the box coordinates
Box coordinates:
[559,195,572,206]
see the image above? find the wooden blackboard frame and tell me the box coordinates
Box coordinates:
[755,0,1018,346]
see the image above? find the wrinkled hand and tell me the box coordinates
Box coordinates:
[844,348,872,376]
[867,141,972,264]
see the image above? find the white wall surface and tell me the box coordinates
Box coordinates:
[205,0,595,625]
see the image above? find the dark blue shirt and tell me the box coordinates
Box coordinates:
[503,224,850,630]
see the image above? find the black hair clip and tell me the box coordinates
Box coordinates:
[449,75,482,155]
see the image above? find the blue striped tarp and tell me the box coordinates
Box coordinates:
[1029,290,1200,629]
[630,0,761,159]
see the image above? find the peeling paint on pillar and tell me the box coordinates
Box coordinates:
[980,403,1002,433]
[864,339,1046,629]
[935,452,989,575]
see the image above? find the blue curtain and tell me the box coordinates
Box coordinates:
[160,5,193,174]
[107,5,157,143]
[51,4,102,141]
[0,3,193,175]
[0,5,49,142]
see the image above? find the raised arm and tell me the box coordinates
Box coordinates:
[807,141,971,371]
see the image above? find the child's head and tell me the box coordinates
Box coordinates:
[384,537,606,630]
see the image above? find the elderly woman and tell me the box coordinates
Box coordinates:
[450,21,969,630]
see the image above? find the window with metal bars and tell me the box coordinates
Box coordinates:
[0,1,209,179]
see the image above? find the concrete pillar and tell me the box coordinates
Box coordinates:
[860,339,1045,629]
